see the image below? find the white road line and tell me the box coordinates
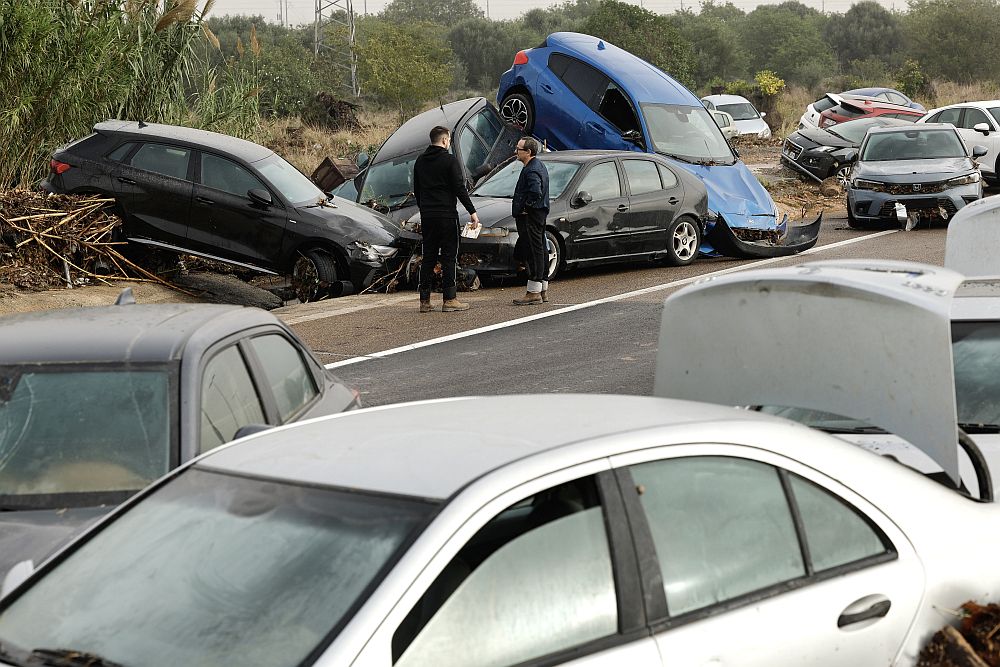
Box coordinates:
[324,230,898,369]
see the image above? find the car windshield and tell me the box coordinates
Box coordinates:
[640,103,735,165]
[717,103,759,121]
[360,152,419,210]
[861,129,966,161]
[813,97,837,113]
[0,366,172,510]
[253,154,326,207]
[990,108,1000,126]
[472,159,580,199]
[0,468,435,667]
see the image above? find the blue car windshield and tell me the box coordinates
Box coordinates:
[473,159,580,198]
[860,129,966,161]
[641,104,735,165]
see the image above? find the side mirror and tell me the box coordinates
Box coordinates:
[572,191,593,208]
[974,123,991,136]
[233,424,273,441]
[760,112,767,118]
[248,188,272,207]
[972,145,989,158]
[2,560,34,598]
[844,149,859,163]
[621,129,644,146]
[356,151,370,169]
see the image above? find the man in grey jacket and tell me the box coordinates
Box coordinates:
[511,136,550,306]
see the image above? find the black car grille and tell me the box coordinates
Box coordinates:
[878,198,957,216]
[782,140,803,161]
[881,180,950,195]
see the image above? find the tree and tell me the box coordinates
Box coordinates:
[380,0,482,25]
[903,0,1000,82]
[356,19,455,118]
[583,0,696,88]
[668,8,745,86]
[823,1,903,69]
[448,18,539,90]
[737,4,834,88]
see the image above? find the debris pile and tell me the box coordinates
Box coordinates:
[303,93,362,131]
[0,190,172,291]
[919,602,1000,666]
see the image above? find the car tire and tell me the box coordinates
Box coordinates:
[835,165,852,189]
[545,229,562,281]
[500,92,534,132]
[846,205,867,229]
[292,249,339,302]
[664,216,701,266]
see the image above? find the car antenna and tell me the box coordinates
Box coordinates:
[439,99,445,113]
[137,120,147,128]
[114,287,136,306]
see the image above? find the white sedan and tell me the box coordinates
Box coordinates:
[918,100,1000,183]
[0,390,998,667]
[701,94,771,137]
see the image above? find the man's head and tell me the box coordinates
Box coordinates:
[430,126,451,148]
[515,136,539,164]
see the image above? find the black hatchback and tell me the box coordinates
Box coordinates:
[781,116,913,185]
[41,121,403,301]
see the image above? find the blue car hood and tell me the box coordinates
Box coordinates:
[678,160,776,226]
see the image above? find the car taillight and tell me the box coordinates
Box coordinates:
[50,159,71,174]
[513,50,529,65]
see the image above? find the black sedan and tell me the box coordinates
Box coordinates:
[781,117,913,185]
[41,121,402,301]
[400,151,709,279]
[0,296,358,584]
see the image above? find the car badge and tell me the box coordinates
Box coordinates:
[913,184,922,192]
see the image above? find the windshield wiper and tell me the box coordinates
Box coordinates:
[815,425,889,435]
[959,422,1000,434]
[23,648,126,667]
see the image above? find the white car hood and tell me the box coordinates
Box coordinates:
[734,118,769,135]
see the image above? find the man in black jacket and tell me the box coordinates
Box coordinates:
[511,136,550,306]
[413,126,480,313]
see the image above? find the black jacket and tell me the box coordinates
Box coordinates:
[413,145,476,218]
[512,157,550,216]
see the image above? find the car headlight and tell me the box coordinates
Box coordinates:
[946,172,981,187]
[352,241,398,261]
[477,227,509,237]
[852,178,886,192]
[815,146,837,153]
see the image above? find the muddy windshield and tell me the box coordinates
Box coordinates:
[860,129,966,161]
[0,469,435,667]
[473,159,580,198]
[361,151,419,210]
[0,366,172,510]
[641,103,735,165]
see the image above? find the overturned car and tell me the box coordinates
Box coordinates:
[496,32,819,258]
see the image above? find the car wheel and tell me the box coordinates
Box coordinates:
[664,216,701,266]
[545,230,562,280]
[292,249,338,302]
[500,93,534,132]
[835,165,852,189]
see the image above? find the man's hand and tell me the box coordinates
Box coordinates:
[470,212,480,228]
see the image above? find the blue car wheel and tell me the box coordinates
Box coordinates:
[500,92,534,132]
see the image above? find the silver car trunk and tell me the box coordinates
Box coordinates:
[945,195,1000,277]
[654,258,964,483]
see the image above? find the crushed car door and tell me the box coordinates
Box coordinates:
[610,446,925,667]
[188,152,288,271]
[579,82,643,153]
[115,142,193,248]
[540,53,605,151]
[560,160,629,261]
[619,158,678,255]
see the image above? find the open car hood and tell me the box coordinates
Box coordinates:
[945,195,1000,277]
[654,259,965,483]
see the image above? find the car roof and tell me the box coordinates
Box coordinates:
[195,394,774,500]
[372,98,486,165]
[928,100,1000,112]
[846,87,904,97]
[545,32,699,106]
[0,303,278,364]
[539,149,669,163]
[865,122,955,135]
[93,120,273,163]
[702,94,752,105]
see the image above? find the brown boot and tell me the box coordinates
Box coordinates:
[541,290,549,303]
[513,291,543,306]
[442,298,470,312]
[419,299,433,313]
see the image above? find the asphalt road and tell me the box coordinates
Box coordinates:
[278,212,949,406]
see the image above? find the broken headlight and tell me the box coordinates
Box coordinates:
[852,178,887,192]
[477,227,510,237]
[946,172,981,187]
[352,241,398,262]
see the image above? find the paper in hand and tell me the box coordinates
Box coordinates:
[461,222,482,239]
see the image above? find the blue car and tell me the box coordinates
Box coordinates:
[844,88,926,112]
[497,32,820,258]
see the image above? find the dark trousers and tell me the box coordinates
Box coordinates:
[515,208,547,285]
[419,216,460,300]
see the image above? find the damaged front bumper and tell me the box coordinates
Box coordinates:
[706,211,822,258]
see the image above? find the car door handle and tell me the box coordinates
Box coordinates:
[540,83,554,94]
[196,196,214,205]
[837,596,891,628]
[668,197,680,205]
[587,122,606,135]
[117,177,136,185]
[617,204,630,212]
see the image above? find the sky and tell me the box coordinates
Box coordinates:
[208,0,908,27]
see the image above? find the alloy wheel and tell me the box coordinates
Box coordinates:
[672,220,699,261]
[291,255,321,302]
[501,97,529,129]
[836,165,852,189]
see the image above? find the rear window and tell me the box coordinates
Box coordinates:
[836,105,865,119]
[814,97,837,113]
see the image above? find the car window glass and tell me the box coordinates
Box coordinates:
[557,57,610,109]
[130,143,190,180]
[547,52,571,77]
[936,107,962,125]
[107,143,135,162]
[962,108,991,129]
[789,474,889,571]
[393,476,616,667]
[459,126,489,179]
[887,92,908,105]
[201,153,266,198]
[473,160,580,199]
[623,160,662,195]
[248,334,318,423]
[718,103,760,120]
[991,108,1000,127]
[597,82,640,133]
[200,345,265,453]
[862,128,965,161]
[576,162,621,201]
[656,163,678,189]
[628,456,805,616]
[814,97,836,113]
[361,153,417,210]
[468,110,502,148]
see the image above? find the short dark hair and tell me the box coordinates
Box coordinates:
[520,136,540,157]
[430,126,451,144]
